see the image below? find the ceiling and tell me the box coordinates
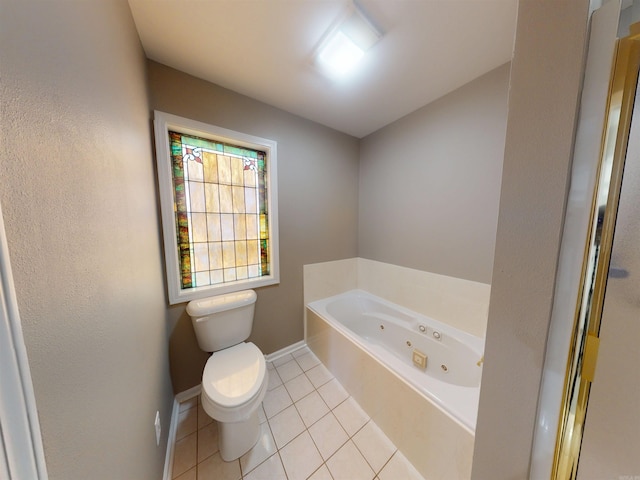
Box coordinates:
[128,0,517,138]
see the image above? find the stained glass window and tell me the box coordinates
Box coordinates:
[154,110,279,304]
[168,131,270,289]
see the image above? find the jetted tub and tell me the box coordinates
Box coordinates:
[307,289,484,432]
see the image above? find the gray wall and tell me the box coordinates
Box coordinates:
[147,62,360,393]
[0,1,173,479]
[472,1,590,478]
[358,64,510,284]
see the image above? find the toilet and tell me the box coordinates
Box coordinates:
[186,289,268,461]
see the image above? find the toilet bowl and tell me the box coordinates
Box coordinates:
[186,290,268,461]
[200,342,268,460]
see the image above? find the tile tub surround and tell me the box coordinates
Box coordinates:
[304,258,490,338]
[306,309,475,480]
[170,346,425,480]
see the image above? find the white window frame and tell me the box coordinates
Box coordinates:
[153,111,279,305]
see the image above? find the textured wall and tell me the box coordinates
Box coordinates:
[471,1,590,478]
[358,64,510,284]
[147,62,360,393]
[0,1,173,479]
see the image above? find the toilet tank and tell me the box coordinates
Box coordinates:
[186,290,257,352]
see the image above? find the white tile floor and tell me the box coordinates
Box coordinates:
[171,346,425,480]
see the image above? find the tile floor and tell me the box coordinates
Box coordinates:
[170,346,425,480]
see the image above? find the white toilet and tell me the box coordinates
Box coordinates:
[186,289,268,461]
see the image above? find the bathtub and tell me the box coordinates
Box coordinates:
[308,289,483,431]
[306,289,483,479]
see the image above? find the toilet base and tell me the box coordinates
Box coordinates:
[218,409,261,461]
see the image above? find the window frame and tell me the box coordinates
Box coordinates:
[153,110,279,305]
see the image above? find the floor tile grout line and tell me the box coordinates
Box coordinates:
[175,404,198,443]
[249,399,287,480]
[263,410,280,478]
[296,378,366,474]
[306,413,351,470]
[292,351,321,374]
[307,461,335,480]
[267,406,302,451]
[306,367,336,390]
[275,449,289,480]
[321,406,374,469]
[265,383,295,420]
[375,450,401,479]
[277,356,327,384]
[290,370,339,433]
[350,419,398,477]
[240,408,278,478]
[308,398,377,478]
[267,372,338,472]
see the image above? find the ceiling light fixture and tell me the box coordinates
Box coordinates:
[314,2,382,79]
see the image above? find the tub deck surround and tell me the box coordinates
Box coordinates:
[303,257,491,339]
[306,291,479,479]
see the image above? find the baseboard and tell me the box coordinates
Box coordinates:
[162,385,202,480]
[265,340,306,362]
[162,398,178,480]
[175,384,202,403]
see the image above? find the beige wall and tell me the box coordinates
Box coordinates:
[358,64,510,284]
[0,1,173,479]
[472,1,590,478]
[147,62,360,393]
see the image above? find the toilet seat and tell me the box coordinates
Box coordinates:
[201,342,268,423]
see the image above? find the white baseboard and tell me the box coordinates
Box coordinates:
[162,385,201,480]
[175,384,201,403]
[265,340,306,362]
[162,399,178,480]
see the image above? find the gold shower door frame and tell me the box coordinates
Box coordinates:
[552,22,640,480]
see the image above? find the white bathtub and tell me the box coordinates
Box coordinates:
[307,289,484,432]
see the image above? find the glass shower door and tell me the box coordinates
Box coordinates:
[576,57,640,480]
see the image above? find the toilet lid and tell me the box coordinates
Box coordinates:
[202,342,266,408]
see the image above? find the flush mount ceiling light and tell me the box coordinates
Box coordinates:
[314,2,382,79]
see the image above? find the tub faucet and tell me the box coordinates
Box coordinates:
[476,355,484,367]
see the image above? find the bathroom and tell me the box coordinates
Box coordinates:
[1,1,632,479]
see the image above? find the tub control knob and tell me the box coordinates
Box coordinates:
[418,324,427,333]
[433,331,441,340]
